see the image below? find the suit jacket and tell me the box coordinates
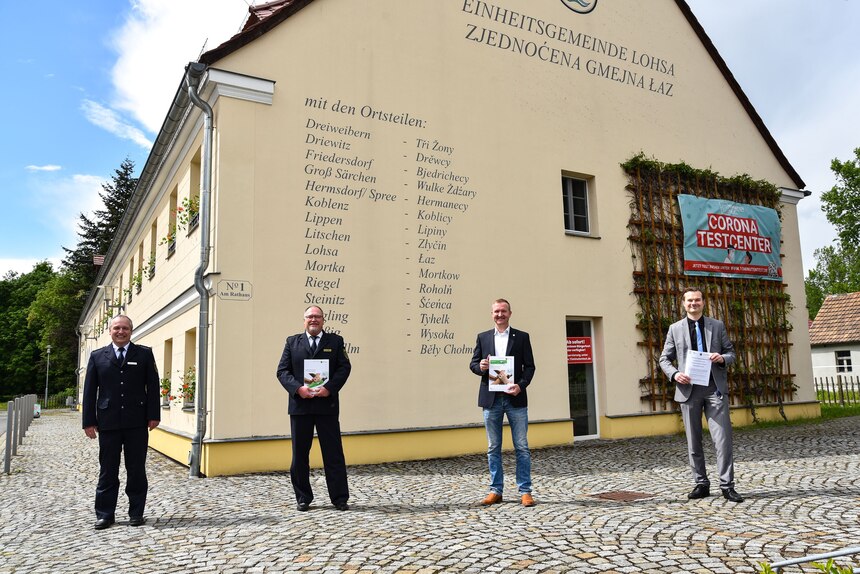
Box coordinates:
[658,316,736,402]
[82,342,161,430]
[469,327,536,408]
[276,331,351,416]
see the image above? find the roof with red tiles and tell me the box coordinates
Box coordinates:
[809,292,860,346]
[241,0,294,32]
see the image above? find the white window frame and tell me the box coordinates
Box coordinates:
[562,175,593,235]
[835,350,853,373]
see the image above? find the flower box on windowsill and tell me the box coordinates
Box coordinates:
[167,240,176,258]
[188,212,200,233]
[182,402,195,412]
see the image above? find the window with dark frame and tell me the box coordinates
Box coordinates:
[562,176,589,234]
[835,350,852,373]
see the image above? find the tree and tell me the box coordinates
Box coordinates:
[0,158,137,402]
[805,245,860,318]
[63,157,137,287]
[806,147,860,319]
[27,272,84,396]
[0,262,56,399]
[821,148,860,247]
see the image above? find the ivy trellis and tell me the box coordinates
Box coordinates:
[623,153,795,421]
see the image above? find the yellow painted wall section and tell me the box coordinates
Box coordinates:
[154,406,822,476]
[600,402,822,440]
[149,427,192,466]
[152,421,574,476]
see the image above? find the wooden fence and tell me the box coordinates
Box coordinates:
[814,374,860,406]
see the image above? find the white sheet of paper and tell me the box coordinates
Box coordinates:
[684,350,712,386]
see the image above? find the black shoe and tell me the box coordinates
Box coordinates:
[687,484,710,499]
[334,502,349,511]
[297,502,310,512]
[721,488,744,502]
[94,517,115,530]
[129,516,146,527]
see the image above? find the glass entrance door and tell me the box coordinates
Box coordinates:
[567,319,598,438]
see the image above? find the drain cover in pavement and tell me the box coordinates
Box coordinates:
[590,490,654,502]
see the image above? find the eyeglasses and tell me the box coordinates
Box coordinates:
[304,315,324,320]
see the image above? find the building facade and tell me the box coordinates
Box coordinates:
[77,0,817,476]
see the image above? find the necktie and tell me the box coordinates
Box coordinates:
[310,336,318,354]
[694,322,704,353]
[118,347,126,364]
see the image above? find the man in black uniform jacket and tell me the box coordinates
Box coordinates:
[276,305,352,511]
[82,315,161,530]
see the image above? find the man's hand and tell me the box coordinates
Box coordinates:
[148,420,160,431]
[84,426,97,439]
[674,372,691,385]
[709,353,724,364]
[479,354,490,372]
[505,383,522,396]
[297,386,316,399]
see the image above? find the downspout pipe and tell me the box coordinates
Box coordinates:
[185,62,213,478]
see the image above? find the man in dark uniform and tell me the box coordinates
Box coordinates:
[276,305,352,511]
[82,314,161,529]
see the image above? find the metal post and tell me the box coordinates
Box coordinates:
[20,396,27,438]
[44,345,52,407]
[772,546,860,572]
[3,401,12,474]
[19,397,26,444]
[23,394,29,434]
[11,398,20,455]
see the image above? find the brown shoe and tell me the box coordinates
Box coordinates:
[480,492,503,506]
[521,493,535,507]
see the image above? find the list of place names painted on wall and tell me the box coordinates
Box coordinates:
[299,95,479,356]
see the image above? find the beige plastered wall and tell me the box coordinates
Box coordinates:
[79,0,815,472]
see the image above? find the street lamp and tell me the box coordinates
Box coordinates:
[44,345,52,407]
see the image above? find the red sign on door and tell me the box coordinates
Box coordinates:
[567,337,592,364]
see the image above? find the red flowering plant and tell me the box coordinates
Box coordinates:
[175,195,199,230]
[176,366,196,405]
[160,378,174,401]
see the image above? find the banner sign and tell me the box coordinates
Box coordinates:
[677,194,782,281]
[567,337,593,364]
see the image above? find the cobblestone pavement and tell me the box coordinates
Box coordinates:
[2,412,859,573]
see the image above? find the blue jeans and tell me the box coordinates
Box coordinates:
[483,394,531,495]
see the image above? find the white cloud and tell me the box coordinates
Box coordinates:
[81,99,153,148]
[30,173,106,238]
[109,0,249,133]
[26,164,62,172]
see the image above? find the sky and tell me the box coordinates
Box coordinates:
[0,0,858,279]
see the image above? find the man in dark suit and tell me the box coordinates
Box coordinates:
[658,287,743,502]
[276,305,352,511]
[469,298,536,507]
[82,315,161,530]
